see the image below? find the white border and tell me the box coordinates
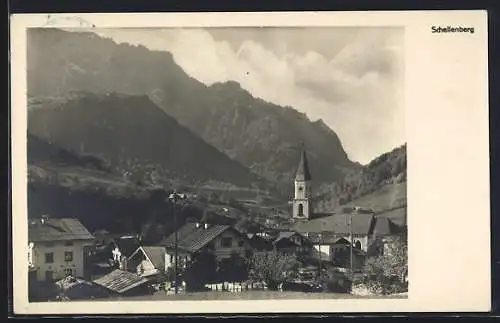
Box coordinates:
[10,11,490,314]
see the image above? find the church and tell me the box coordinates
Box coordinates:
[290,147,314,221]
[288,146,407,263]
[289,146,330,222]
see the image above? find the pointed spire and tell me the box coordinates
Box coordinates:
[295,143,311,181]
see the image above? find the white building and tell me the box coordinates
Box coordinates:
[28,216,95,282]
[291,147,313,220]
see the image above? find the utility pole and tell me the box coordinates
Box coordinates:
[169,192,185,295]
[318,232,322,286]
[350,208,356,284]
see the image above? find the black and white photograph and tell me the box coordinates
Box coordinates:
[10,11,490,314]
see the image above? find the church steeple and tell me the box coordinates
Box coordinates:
[295,145,312,181]
[291,143,312,220]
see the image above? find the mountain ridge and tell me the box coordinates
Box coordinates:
[27,92,274,192]
[27,28,359,185]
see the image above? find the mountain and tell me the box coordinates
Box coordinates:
[315,144,407,212]
[28,133,283,241]
[27,28,359,186]
[28,92,269,190]
[27,133,252,241]
[28,131,155,232]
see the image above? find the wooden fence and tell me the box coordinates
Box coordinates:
[204,282,267,292]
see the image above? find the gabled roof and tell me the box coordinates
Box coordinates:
[306,232,346,244]
[55,276,91,291]
[375,206,407,227]
[29,218,94,242]
[92,269,149,294]
[55,276,107,299]
[293,213,375,236]
[130,246,166,271]
[274,231,296,241]
[295,148,312,181]
[373,216,401,236]
[160,223,232,253]
[112,236,141,257]
[273,231,303,244]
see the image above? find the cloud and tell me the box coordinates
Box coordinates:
[95,28,404,164]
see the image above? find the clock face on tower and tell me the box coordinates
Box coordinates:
[299,187,303,191]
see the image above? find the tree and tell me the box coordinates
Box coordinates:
[363,234,408,295]
[247,251,300,290]
[184,250,218,291]
[217,252,249,282]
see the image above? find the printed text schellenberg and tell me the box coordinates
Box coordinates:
[431,26,475,34]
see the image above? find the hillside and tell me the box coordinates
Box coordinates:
[27,133,263,242]
[27,28,359,186]
[339,182,407,213]
[28,92,269,191]
[315,144,407,212]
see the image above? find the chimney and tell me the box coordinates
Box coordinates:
[195,222,200,228]
[204,223,209,230]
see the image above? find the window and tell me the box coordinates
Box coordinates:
[64,268,73,277]
[355,241,362,249]
[64,241,73,246]
[298,204,304,216]
[298,186,303,191]
[221,237,232,248]
[45,252,54,263]
[64,251,73,262]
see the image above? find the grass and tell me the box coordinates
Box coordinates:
[341,182,407,213]
[107,290,407,301]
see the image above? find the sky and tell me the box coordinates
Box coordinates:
[92,27,405,164]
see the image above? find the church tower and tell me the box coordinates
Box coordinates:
[292,145,312,220]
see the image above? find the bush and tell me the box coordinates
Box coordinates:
[325,278,352,293]
[248,251,299,290]
[363,276,407,295]
[363,235,408,295]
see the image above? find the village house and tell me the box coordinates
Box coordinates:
[286,147,407,269]
[246,233,274,253]
[271,231,313,255]
[54,275,108,300]
[92,269,152,297]
[28,216,95,282]
[88,233,141,279]
[109,235,141,269]
[292,207,406,269]
[159,222,253,269]
[126,246,168,284]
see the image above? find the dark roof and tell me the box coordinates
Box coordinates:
[293,213,375,235]
[161,223,231,253]
[310,212,333,220]
[375,206,407,227]
[295,148,311,181]
[55,276,107,299]
[93,269,149,294]
[55,276,90,291]
[273,231,304,244]
[373,217,401,236]
[306,232,348,244]
[29,218,94,242]
[274,231,296,241]
[113,236,141,257]
[141,246,166,271]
